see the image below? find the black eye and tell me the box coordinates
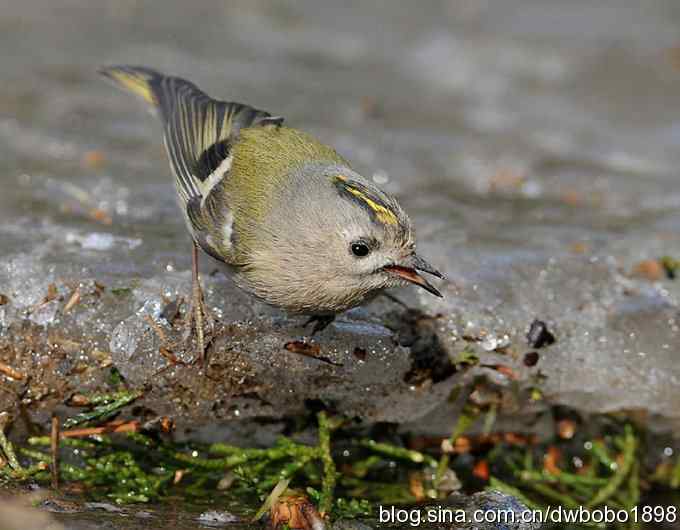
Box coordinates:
[351,241,370,257]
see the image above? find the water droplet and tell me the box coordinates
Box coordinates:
[372,169,389,185]
[481,335,498,351]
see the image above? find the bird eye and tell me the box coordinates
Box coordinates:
[351,241,370,257]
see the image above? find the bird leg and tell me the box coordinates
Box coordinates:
[183,241,214,364]
[303,314,335,335]
[380,291,410,309]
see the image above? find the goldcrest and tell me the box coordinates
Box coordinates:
[100,66,443,353]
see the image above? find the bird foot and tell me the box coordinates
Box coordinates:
[380,291,411,309]
[303,314,335,335]
[181,282,215,365]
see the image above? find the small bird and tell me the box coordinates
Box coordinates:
[100,66,443,361]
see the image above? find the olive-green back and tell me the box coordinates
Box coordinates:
[226,125,349,229]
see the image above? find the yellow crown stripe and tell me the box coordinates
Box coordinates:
[335,175,399,225]
[347,188,398,225]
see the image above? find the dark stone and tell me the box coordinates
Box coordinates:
[526,320,555,349]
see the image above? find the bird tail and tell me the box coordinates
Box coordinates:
[99,65,278,203]
[98,65,202,124]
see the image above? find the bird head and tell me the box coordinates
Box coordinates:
[240,163,443,314]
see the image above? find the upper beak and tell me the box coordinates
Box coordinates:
[383,254,444,298]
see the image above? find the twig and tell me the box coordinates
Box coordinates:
[284,341,343,367]
[51,415,60,489]
[30,283,59,312]
[144,314,170,344]
[61,420,140,438]
[0,361,26,381]
[159,347,188,366]
[63,288,81,312]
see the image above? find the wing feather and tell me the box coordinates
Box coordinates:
[100,65,280,205]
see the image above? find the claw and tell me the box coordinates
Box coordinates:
[183,282,213,365]
[182,241,214,366]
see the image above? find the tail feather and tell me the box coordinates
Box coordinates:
[99,65,278,204]
[99,65,165,107]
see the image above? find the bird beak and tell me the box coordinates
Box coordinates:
[383,254,444,298]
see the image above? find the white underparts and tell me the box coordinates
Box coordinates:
[222,211,234,249]
[204,211,234,253]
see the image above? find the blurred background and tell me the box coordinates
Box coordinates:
[4,0,680,278]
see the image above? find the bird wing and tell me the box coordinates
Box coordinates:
[99,65,281,205]
[100,65,283,261]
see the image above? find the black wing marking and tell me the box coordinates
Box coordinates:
[100,65,281,204]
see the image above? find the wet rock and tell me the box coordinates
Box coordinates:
[369,490,541,530]
[0,495,65,530]
[453,489,542,530]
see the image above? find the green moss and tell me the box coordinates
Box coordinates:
[63,390,142,428]
[670,454,680,489]
[1,390,672,528]
[488,423,645,526]
[110,287,133,296]
[660,256,680,279]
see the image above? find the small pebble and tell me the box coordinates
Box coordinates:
[557,419,577,440]
[631,259,664,281]
[523,351,540,366]
[526,319,555,348]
